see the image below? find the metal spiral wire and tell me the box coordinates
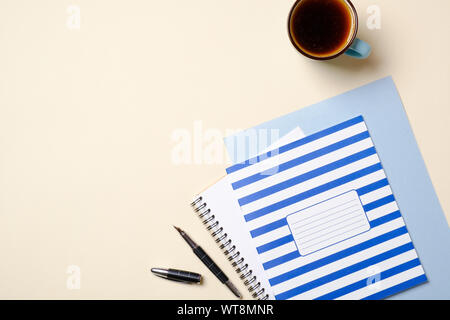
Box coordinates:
[191,196,269,300]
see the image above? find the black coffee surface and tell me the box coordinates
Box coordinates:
[290,0,352,57]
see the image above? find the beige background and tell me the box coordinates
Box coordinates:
[0,0,449,299]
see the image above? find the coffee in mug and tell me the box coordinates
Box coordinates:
[288,0,371,60]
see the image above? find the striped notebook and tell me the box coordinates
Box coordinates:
[192,115,427,300]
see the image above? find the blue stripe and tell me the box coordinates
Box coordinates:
[245,163,383,222]
[232,131,371,190]
[239,146,376,206]
[370,211,401,228]
[256,234,294,254]
[263,251,301,270]
[357,178,389,196]
[269,226,408,286]
[363,194,395,212]
[315,258,422,300]
[226,116,364,174]
[250,218,287,238]
[275,242,415,300]
[362,274,427,300]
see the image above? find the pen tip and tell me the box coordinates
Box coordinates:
[225,280,242,299]
[173,225,181,232]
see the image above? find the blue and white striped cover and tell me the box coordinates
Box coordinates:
[226,116,427,300]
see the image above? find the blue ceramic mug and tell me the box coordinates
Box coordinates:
[288,0,371,60]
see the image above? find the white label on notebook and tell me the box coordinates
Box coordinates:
[286,190,370,256]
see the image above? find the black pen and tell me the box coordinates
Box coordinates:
[151,268,202,283]
[173,226,242,298]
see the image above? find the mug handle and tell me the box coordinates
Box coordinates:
[344,38,371,59]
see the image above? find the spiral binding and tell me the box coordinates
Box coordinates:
[191,196,269,300]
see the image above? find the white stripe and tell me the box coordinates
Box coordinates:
[366,202,399,221]
[233,138,374,199]
[228,122,368,182]
[337,265,426,300]
[259,242,298,262]
[272,232,413,295]
[264,217,406,280]
[359,186,392,205]
[253,226,291,247]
